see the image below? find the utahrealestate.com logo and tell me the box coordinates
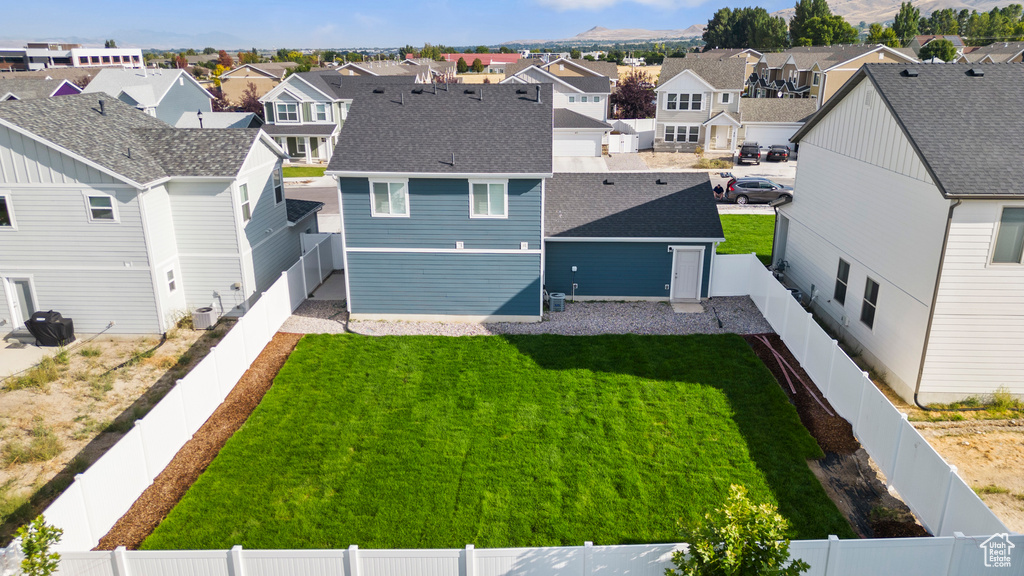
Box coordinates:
[980,534,1014,569]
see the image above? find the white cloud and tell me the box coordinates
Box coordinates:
[534,0,683,11]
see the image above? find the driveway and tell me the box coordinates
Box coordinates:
[285,184,340,233]
[605,153,649,171]
[552,156,609,173]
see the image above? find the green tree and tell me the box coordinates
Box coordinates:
[104,39,117,48]
[570,48,582,58]
[346,51,364,62]
[474,45,490,53]
[893,2,921,45]
[456,57,468,73]
[704,7,789,50]
[184,48,197,56]
[17,515,63,576]
[789,0,832,44]
[471,57,484,72]
[583,54,596,61]
[919,37,957,60]
[499,46,513,53]
[794,14,858,45]
[202,47,216,54]
[867,23,900,46]
[666,485,809,576]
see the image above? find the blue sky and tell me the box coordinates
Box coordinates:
[0,0,795,50]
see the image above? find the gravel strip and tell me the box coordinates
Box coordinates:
[282,297,771,336]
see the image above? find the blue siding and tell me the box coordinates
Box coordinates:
[156,79,213,125]
[340,178,542,250]
[347,252,541,316]
[544,241,714,298]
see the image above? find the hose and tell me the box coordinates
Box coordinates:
[96,332,168,378]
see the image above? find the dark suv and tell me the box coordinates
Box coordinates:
[766,145,790,162]
[725,177,794,204]
[738,142,761,165]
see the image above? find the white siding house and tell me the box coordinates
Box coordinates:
[777,63,1024,404]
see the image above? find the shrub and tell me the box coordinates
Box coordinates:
[991,386,1021,411]
[16,515,63,576]
[667,484,809,576]
[694,145,704,157]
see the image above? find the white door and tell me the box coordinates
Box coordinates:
[4,277,37,328]
[671,250,701,301]
[553,133,601,157]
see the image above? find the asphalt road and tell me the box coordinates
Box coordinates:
[285,186,339,214]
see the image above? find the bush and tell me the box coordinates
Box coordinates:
[16,515,63,576]
[667,484,809,576]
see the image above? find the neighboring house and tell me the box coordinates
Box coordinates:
[958,42,1024,63]
[328,84,553,322]
[0,68,99,86]
[545,173,723,301]
[174,111,263,129]
[503,57,619,86]
[686,48,762,78]
[337,58,457,83]
[83,68,213,126]
[0,78,82,100]
[654,58,747,152]
[807,45,917,106]
[775,63,1024,404]
[0,43,142,71]
[437,53,521,73]
[739,98,817,146]
[501,65,612,157]
[260,71,416,164]
[219,62,297,103]
[0,94,320,336]
[908,35,966,56]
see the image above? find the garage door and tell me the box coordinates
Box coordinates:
[743,124,800,148]
[553,133,601,157]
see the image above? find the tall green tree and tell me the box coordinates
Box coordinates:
[104,39,117,48]
[456,57,468,73]
[893,2,921,45]
[570,48,582,59]
[499,46,513,53]
[867,23,900,46]
[789,0,832,44]
[918,38,957,60]
[794,14,858,45]
[703,6,789,49]
[474,45,490,53]
[471,58,484,72]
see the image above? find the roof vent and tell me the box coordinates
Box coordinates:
[968,67,985,77]
[412,87,423,94]
[516,88,527,95]
[903,68,919,77]
[99,99,106,115]
[656,179,667,185]
[464,88,476,94]
[372,87,385,94]
[603,179,614,185]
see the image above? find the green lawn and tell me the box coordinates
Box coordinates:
[142,334,853,550]
[282,166,326,178]
[718,214,776,266]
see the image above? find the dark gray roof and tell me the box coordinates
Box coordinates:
[503,58,620,81]
[559,75,612,93]
[295,71,416,101]
[793,63,1024,198]
[658,58,747,90]
[553,108,612,130]
[262,123,338,136]
[741,98,817,123]
[328,84,552,175]
[0,93,268,185]
[0,78,73,100]
[286,198,323,223]
[545,172,724,239]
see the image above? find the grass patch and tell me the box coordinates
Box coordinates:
[2,419,63,466]
[78,346,102,358]
[919,386,1024,421]
[0,479,31,527]
[282,166,326,178]
[974,485,1011,496]
[693,157,733,169]
[143,334,854,550]
[3,355,66,391]
[718,214,776,266]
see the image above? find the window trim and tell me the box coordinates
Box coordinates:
[0,193,17,230]
[369,178,411,218]
[166,267,177,294]
[568,95,576,103]
[313,102,329,122]
[82,191,119,223]
[720,92,731,104]
[990,206,1024,265]
[860,277,879,330]
[833,259,850,305]
[812,72,820,86]
[468,179,509,219]
[275,101,299,123]
[238,182,252,222]
[273,168,284,205]
[664,124,700,143]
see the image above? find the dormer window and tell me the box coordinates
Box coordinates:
[314,103,329,122]
[276,102,298,122]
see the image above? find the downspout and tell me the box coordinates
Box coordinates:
[913,198,962,410]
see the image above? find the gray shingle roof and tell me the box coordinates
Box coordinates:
[294,71,416,101]
[503,58,619,81]
[328,83,552,175]
[740,98,817,123]
[794,63,1024,198]
[553,108,612,130]
[262,123,338,136]
[558,75,613,93]
[83,68,210,108]
[0,78,73,100]
[0,93,269,185]
[658,58,747,90]
[286,198,323,223]
[545,172,723,239]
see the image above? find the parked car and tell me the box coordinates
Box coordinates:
[766,145,790,162]
[738,142,761,165]
[724,177,794,205]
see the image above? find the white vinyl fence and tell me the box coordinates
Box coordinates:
[710,254,1009,538]
[39,235,336,552]
[612,119,655,150]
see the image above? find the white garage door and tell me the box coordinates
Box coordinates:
[553,132,602,157]
[743,124,801,148]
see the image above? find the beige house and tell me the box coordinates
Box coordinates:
[808,45,916,105]
[654,58,747,152]
[219,62,296,103]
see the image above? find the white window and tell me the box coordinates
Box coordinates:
[834,259,850,305]
[166,268,177,293]
[664,125,699,143]
[720,93,731,104]
[0,194,15,230]
[469,180,507,218]
[992,207,1024,264]
[581,96,588,103]
[568,96,576,103]
[666,93,677,110]
[273,169,284,204]
[593,95,601,102]
[275,102,298,122]
[314,103,329,122]
[370,180,409,217]
[812,72,820,86]
[84,193,117,222]
[239,184,251,222]
[861,277,879,329]
[667,93,702,111]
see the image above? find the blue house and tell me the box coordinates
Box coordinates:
[328,83,554,322]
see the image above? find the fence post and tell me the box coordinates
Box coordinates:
[300,254,308,300]
[465,544,476,576]
[853,373,871,434]
[801,313,812,366]
[779,294,791,341]
[73,474,96,546]
[823,535,840,576]
[583,541,593,576]
[229,545,245,576]
[820,340,839,397]
[348,544,362,576]
[111,546,131,576]
[133,420,154,482]
[945,532,967,576]
[314,244,322,286]
[935,466,959,536]
[886,413,908,482]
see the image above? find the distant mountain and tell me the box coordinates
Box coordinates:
[504,25,704,46]
[772,0,1005,24]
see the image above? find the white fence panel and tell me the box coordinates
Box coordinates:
[317,239,333,283]
[947,533,1024,573]
[764,278,792,333]
[591,543,680,576]
[303,244,321,293]
[787,540,830,576]
[300,233,330,253]
[125,550,230,576]
[826,356,867,423]
[748,264,770,313]
[852,384,904,479]
[286,259,306,311]
[136,386,190,481]
[241,305,271,365]
[242,549,348,576]
[77,428,149,546]
[46,482,94,552]
[826,537,954,576]
[212,326,247,396]
[709,254,753,297]
[263,275,292,334]
[889,418,955,533]
[331,233,345,270]
[54,552,115,576]
[802,326,836,394]
[475,547,582,576]
[359,549,461,576]
[177,357,221,436]
[782,301,810,365]
[612,119,655,149]
[939,478,1010,537]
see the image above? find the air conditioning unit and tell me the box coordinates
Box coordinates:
[192,307,217,330]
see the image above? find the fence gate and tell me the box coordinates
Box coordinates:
[608,133,639,154]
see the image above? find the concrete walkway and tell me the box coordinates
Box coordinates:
[605,153,649,171]
[1,335,51,380]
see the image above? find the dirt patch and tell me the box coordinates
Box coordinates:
[0,323,232,544]
[743,333,928,539]
[95,332,302,550]
[637,150,734,171]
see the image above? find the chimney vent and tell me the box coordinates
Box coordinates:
[535,85,542,103]
[99,99,106,115]
[603,179,614,185]
[372,87,385,94]
[903,68,919,77]
[968,67,985,77]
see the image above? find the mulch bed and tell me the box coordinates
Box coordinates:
[743,333,929,539]
[95,332,303,550]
